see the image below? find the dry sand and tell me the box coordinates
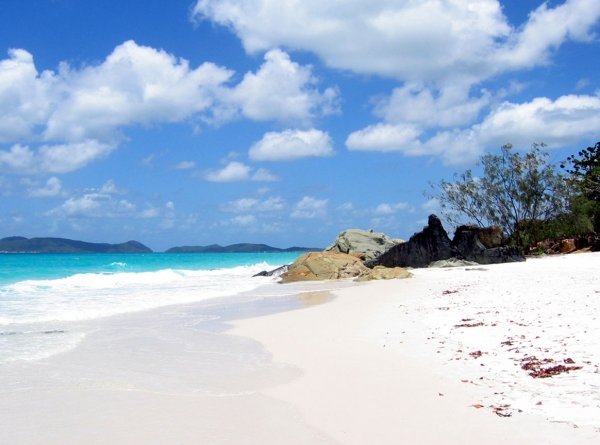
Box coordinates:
[1,253,599,444]
[230,252,600,444]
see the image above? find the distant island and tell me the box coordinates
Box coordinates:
[165,243,320,253]
[0,237,152,254]
[0,237,320,254]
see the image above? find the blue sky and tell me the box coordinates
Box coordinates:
[1,0,599,251]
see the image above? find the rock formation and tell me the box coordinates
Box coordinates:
[355,266,412,281]
[367,215,455,268]
[279,252,368,282]
[367,214,525,269]
[325,229,402,261]
[451,225,524,265]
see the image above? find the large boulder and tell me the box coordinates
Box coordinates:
[451,225,524,265]
[325,229,402,261]
[455,225,504,248]
[367,214,525,268]
[280,252,368,283]
[367,215,456,268]
[355,266,413,281]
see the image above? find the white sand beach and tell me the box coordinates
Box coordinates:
[2,252,599,444]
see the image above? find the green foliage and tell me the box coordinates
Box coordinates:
[561,141,600,232]
[433,144,573,247]
[562,141,600,202]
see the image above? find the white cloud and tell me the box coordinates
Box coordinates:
[348,92,600,165]
[251,168,278,182]
[222,196,286,213]
[47,180,163,220]
[422,198,441,214]
[346,124,422,153]
[475,94,600,148]
[195,0,600,166]
[375,83,491,129]
[493,0,600,71]
[0,140,116,174]
[0,41,233,174]
[27,176,63,198]
[193,0,600,85]
[222,49,338,125]
[374,202,410,215]
[203,161,251,182]
[230,215,257,226]
[203,162,278,182]
[249,128,334,161]
[0,49,55,144]
[174,160,196,170]
[44,40,233,142]
[0,41,338,175]
[291,196,328,219]
[193,0,510,82]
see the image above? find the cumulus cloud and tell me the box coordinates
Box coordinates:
[221,196,286,213]
[474,93,600,148]
[220,49,339,125]
[203,161,278,182]
[375,83,491,129]
[27,176,63,198]
[349,92,600,165]
[0,140,116,174]
[203,161,251,182]
[346,124,422,153]
[193,0,600,84]
[249,128,334,161]
[47,180,160,219]
[195,0,600,165]
[251,168,278,182]
[193,0,510,82]
[0,41,233,174]
[291,196,328,219]
[230,215,257,226]
[374,202,410,215]
[174,160,196,170]
[0,41,337,174]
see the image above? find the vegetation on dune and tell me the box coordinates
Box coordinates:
[431,142,600,251]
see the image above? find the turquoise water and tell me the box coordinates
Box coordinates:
[0,252,303,286]
[0,252,304,363]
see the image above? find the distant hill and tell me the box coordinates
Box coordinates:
[165,243,320,253]
[0,237,153,253]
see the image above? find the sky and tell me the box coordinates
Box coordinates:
[1,0,599,251]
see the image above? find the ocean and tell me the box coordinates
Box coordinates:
[0,252,304,364]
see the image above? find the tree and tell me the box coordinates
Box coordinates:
[433,144,572,245]
[561,141,600,231]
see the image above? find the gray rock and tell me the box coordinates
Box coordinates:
[429,258,479,268]
[325,229,402,261]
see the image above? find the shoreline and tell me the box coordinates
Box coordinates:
[230,252,600,444]
[1,253,599,443]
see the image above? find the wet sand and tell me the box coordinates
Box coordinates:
[2,254,599,444]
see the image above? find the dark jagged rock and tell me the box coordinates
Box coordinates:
[367,215,456,268]
[451,225,524,264]
[252,264,289,277]
[455,225,504,248]
[367,215,525,269]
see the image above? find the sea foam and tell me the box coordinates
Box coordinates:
[0,262,277,325]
